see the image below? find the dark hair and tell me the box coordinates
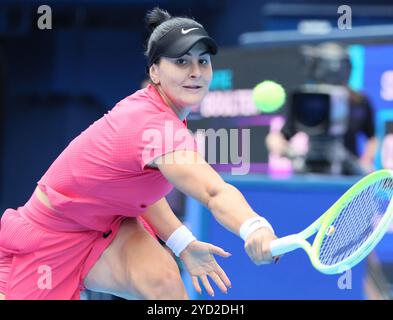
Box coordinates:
[144,7,203,61]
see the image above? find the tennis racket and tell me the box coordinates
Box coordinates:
[270,169,393,274]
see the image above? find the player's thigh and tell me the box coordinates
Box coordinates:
[84,218,186,299]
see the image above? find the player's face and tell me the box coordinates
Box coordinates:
[151,42,213,110]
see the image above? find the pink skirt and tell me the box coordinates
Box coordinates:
[0,192,155,300]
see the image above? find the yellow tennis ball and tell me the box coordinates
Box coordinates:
[252,80,286,113]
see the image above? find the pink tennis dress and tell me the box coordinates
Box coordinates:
[0,84,197,299]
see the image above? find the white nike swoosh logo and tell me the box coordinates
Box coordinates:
[181,27,199,34]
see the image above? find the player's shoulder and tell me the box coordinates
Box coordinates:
[109,91,157,125]
[116,85,172,118]
[108,87,180,136]
[116,86,151,108]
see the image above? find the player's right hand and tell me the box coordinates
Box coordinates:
[244,227,280,265]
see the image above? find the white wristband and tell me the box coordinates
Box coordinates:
[239,216,274,241]
[166,225,196,257]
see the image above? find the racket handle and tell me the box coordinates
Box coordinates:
[270,235,306,257]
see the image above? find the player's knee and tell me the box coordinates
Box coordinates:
[150,269,186,299]
[131,267,187,300]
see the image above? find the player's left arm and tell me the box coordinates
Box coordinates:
[140,197,232,296]
[140,197,183,241]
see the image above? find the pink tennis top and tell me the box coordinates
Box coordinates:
[36,84,197,232]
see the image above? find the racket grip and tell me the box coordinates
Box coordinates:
[270,235,305,257]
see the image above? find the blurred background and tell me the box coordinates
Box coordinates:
[0,0,393,300]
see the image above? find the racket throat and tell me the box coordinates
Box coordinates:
[270,235,311,257]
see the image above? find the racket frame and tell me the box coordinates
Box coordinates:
[270,169,393,275]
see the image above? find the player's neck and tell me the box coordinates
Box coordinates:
[155,84,192,121]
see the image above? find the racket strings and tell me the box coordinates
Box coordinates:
[328,180,390,263]
[323,192,371,265]
[320,182,384,265]
[329,189,376,264]
[318,177,393,266]
[330,179,392,263]
[322,194,361,264]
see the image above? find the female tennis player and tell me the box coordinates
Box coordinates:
[0,7,277,300]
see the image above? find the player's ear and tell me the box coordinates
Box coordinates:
[149,64,160,85]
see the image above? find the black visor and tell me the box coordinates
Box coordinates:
[148,23,217,67]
